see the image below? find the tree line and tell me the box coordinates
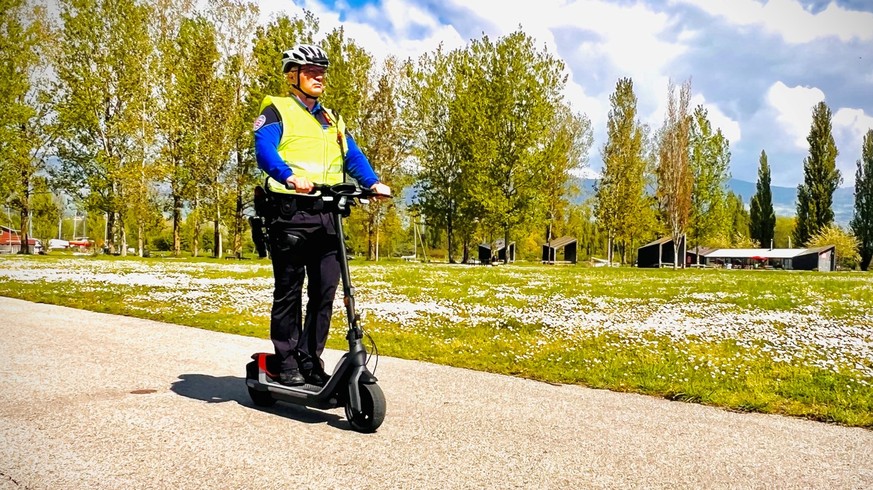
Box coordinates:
[2,0,872,269]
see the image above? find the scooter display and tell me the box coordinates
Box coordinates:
[245,182,387,433]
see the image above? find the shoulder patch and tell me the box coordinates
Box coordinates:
[252,114,266,131]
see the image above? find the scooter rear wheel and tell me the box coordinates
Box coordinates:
[248,386,277,407]
[246,360,277,407]
[345,383,386,433]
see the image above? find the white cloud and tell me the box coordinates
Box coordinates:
[562,1,688,76]
[833,107,873,143]
[766,81,825,149]
[676,0,873,43]
[689,94,742,144]
[564,79,607,134]
[251,0,871,189]
[256,0,466,65]
[833,108,873,185]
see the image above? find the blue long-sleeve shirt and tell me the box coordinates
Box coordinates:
[253,97,379,188]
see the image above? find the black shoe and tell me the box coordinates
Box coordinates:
[301,366,329,386]
[277,369,305,386]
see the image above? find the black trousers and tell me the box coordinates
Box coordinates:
[268,202,340,373]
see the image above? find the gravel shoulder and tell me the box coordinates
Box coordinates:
[1,296,871,489]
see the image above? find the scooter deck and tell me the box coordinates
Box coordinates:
[259,375,325,394]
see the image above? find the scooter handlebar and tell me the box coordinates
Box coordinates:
[285,182,392,200]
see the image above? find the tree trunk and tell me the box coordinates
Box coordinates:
[861,253,871,272]
[214,185,222,259]
[503,227,510,265]
[19,208,30,255]
[192,194,200,258]
[233,150,245,258]
[233,195,243,258]
[138,223,144,257]
[120,214,127,257]
[173,194,182,257]
[214,217,221,258]
[107,211,117,254]
[447,213,455,264]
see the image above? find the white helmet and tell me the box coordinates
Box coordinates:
[281,44,330,73]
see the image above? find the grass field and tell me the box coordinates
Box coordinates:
[1,253,871,428]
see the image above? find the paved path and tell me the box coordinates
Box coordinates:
[1,297,871,489]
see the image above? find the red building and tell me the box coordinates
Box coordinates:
[1,226,41,254]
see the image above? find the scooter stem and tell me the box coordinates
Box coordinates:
[333,208,363,341]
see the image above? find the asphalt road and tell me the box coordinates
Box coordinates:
[1,296,871,489]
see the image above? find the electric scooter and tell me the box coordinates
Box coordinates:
[245,182,387,433]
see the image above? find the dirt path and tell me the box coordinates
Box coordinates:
[1,297,870,489]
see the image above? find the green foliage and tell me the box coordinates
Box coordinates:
[406,46,472,262]
[541,102,593,247]
[320,26,373,128]
[248,11,318,110]
[656,79,693,268]
[850,129,873,270]
[720,191,754,246]
[0,0,54,253]
[749,150,776,248]
[465,31,571,262]
[595,77,653,264]
[208,0,260,259]
[54,0,154,254]
[774,216,795,248]
[807,224,860,270]
[794,101,842,246]
[354,57,413,260]
[688,105,731,258]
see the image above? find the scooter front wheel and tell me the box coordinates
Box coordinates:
[345,383,386,433]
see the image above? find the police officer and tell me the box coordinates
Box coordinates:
[253,44,390,386]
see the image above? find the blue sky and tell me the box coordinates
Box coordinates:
[257,0,873,188]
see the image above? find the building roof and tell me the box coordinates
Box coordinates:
[703,247,834,259]
[479,239,515,250]
[543,236,576,249]
[688,246,716,256]
[641,236,675,247]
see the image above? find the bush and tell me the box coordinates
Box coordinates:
[807,224,860,270]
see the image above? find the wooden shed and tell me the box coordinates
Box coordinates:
[478,239,516,264]
[541,236,577,264]
[637,235,686,268]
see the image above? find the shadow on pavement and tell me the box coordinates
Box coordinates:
[170,373,346,429]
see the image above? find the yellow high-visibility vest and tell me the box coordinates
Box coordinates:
[260,95,346,195]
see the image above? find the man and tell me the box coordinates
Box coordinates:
[253,43,390,386]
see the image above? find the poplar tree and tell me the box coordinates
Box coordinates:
[154,0,195,256]
[249,12,318,108]
[208,0,259,258]
[595,77,649,265]
[356,57,413,260]
[173,15,228,257]
[793,101,841,246]
[54,0,153,255]
[320,26,373,129]
[408,46,474,263]
[749,150,776,249]
[726,191,751,244]
[543,102,592,255]
[467,30,566,263]
[656,79,692,269]
[688,105,730,262]
[850,129,873,270]
[0,0,53,254]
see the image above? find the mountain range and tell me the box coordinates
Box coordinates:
[574,178,856,226]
